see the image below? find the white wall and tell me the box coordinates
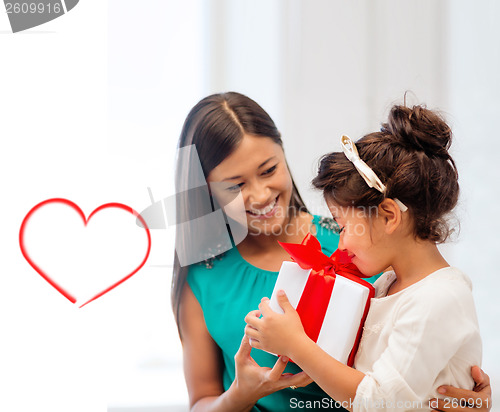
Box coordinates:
[1,1,497,411]
[446,0,500,393]
[206,0,499,406]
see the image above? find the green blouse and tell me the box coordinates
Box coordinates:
[187,215,381,411]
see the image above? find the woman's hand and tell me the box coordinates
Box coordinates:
[230,334,313,405]
[429,366,492,411]
[181,284,312,412]
[181,284,311,411]
[244,290,306,358]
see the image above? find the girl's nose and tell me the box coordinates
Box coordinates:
[337,234,346,251]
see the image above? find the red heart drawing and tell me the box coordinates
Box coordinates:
[19,198,151,308]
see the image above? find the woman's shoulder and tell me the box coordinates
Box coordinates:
[313,215,341,232]
[187,248,239,298]
[188,247,236,276]
[188,214,340,276]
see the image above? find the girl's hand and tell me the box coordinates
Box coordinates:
[231,334,313,404]
[244,290,307,358]
[429,366,492,411]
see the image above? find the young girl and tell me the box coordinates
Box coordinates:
[244,104,486,411]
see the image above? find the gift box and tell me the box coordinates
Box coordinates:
[269,233,374,366]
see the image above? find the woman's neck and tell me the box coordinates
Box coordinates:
[387,240,449,295]
[239,211,313,253]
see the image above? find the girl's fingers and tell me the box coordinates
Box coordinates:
[244,324,261,340]
[244,310,262,327]
[248,338,262,350]
[258,299,273,316]
[276,290,294,312]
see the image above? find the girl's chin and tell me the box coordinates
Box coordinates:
[353,262,380,278]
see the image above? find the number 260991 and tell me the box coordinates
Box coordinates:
[5,2,62,14]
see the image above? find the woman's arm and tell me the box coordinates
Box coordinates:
[180,284,311,412]
[430,367,492,411]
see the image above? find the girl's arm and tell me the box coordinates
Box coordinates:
[245,291,365,409]
[245,287,481,412]
[180,284,311,412]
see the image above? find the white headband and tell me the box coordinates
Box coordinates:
[340,135,408,212]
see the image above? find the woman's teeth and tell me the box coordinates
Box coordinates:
[249,197,277,215]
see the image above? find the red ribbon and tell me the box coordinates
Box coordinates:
[278,233,374,366]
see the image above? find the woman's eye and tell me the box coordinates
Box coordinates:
[262,165,277,175]
[226,183,243,192]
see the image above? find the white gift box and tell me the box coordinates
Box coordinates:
[269,261,374,365]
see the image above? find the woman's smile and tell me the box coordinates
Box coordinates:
[208,134,293,235]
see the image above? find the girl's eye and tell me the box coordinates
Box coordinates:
[262,165,277,175]
[332,219,344,234]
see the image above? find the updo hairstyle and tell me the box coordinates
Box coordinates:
[312,104,459,243]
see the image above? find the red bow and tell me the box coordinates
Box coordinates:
[279,232,364,281]
[278,233,372,366]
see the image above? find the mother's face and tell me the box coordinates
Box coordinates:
[207,134,293,237]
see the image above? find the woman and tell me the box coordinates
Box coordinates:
[171,92,491,411]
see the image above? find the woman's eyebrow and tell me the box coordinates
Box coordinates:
[258,156,277,168]
[222,156,277,181]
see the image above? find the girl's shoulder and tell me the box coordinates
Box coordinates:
[375,267,474,307]
[414,267,473,296]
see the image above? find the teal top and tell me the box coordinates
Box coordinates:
[187,215,381,412]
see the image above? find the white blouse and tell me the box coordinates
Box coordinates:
[353,267,482,411]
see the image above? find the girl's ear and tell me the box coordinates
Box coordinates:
[378,199,402,235]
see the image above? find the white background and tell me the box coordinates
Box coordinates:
[1,1,498,411]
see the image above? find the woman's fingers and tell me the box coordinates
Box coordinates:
[267,356,289,381]
[429,397,490,411]
[234,335,253,362]
[278,371,313,389]
[471,366,491,393]
[430,366,492,411]
[437,386,488,405]
[429,393,491,411]
[429,398,467,411]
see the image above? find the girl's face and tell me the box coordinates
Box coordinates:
[207,134,294,236]
[327,202,391,277]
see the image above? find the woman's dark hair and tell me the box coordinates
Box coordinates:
[312,104,459,243]
[172,92,307,330]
